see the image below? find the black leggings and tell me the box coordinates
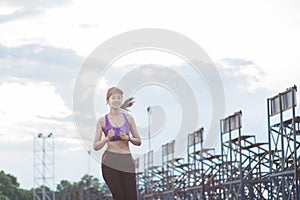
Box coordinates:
[102,151,137,200]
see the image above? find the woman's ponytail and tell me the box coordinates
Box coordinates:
[121,97,135,111]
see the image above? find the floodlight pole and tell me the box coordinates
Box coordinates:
[147,106,152,153]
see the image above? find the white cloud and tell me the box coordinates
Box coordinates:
[0,79,71,125]
[0,133,32,144]
[0,4,19,15]
[112,50,185,67]
[217,58,270,92]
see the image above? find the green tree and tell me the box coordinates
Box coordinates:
[0,170,18,199]
[0,170,33,200]
[34,185,54,200]
[56,179,72,192]
[17,188,33,200]
[55,174,113,199]
[80,174,101,190]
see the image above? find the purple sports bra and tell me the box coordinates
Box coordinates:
[104,113,130,142]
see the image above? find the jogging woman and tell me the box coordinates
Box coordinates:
[93,86,142,200]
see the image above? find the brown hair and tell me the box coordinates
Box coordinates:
[106,87,123,102]
[106,87,135,110]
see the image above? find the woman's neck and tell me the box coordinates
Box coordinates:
[109,108,121,116]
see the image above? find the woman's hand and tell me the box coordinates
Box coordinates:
[119,132,130,141]
[107,129,115,140]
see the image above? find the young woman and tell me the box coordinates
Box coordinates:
[93,86,142,200]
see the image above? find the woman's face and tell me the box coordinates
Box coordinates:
[108,92,123,109]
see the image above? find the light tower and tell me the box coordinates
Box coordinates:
[33,133,55,200]
[147,106,152,153]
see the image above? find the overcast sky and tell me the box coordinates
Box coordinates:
[1,0,300,190]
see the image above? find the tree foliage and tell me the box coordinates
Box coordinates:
[0,170,109,200]
[56,179,72,192]
[0,170,33,200]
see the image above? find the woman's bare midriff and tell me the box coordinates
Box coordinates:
[106,141,131,154]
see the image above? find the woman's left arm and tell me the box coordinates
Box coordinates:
[127,114,142,146]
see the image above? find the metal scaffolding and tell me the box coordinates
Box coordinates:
[267,85,300,199]
[33,133,55,200]
[186,127,205,199]
[220,111,243,199]
[142,150,158,199]
[136,85,300,200]
[161,140,175,199]
[220,110,270,199]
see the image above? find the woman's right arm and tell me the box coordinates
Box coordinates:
[93,118,110,151]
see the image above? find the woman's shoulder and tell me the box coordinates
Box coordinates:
[97,115,107,126]
[124,113,135,123]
